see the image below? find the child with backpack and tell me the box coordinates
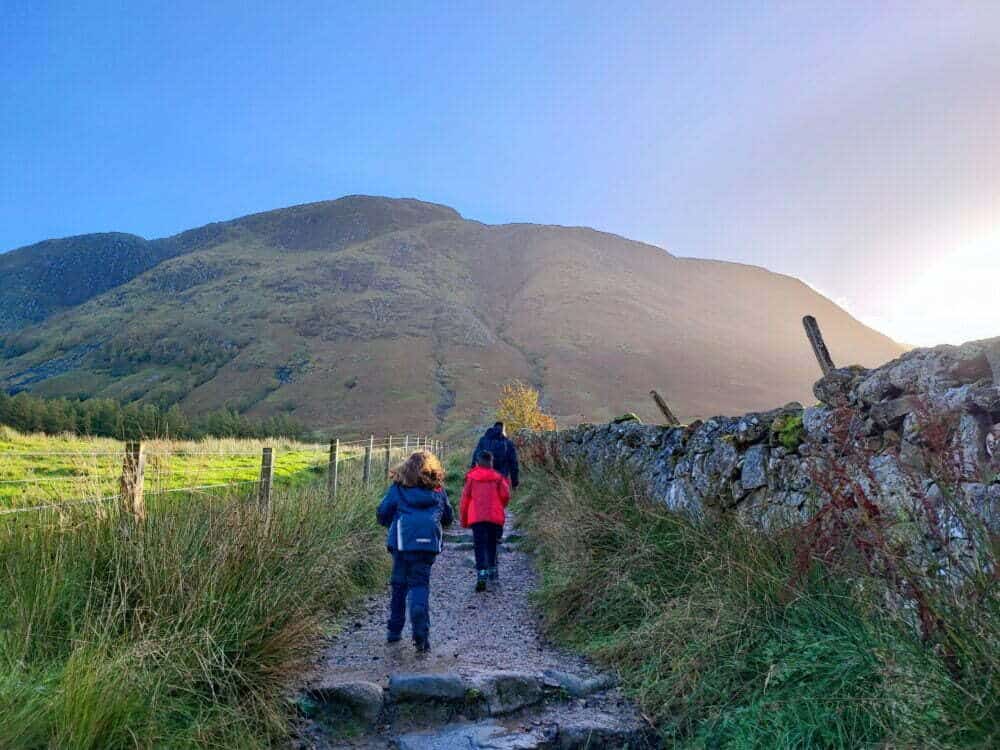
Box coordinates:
[376,450,453,653]
[460,451,511,592]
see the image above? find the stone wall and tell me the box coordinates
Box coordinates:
[520,337,1000,537]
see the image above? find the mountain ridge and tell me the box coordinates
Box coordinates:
[0,195,904,435]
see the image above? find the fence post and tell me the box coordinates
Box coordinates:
[650,389,681,426]
[404,435,409,451]
[363,435,373,487]
[258,447,274,511]
[120,440,145,521]
[328,438,339,500]
[384,435,392,482]
[803,315,836,375]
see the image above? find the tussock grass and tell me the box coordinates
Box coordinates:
[516,468,998,749]
[0,479,388,749]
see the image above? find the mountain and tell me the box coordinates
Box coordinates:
[0,196,904,436]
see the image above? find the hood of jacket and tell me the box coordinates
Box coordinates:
[484,425,505,440]
[466,466,503,483]
[397,485,443,508]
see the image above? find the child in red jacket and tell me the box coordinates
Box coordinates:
[460,451,511,591]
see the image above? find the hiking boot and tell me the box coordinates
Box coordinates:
[386,630,402,644]
[475,570,488,592]
[414,637,431,653]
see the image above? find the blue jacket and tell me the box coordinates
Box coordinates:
[471,426,520,488]
[377,483,453,553]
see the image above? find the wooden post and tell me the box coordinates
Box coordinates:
[404,435,410,451]
[803,315,836,375]
[384,435,392,482]
[327,439,339,500]
[120,440,145,521]
[363,435,373,487]
[650,390,681,426]
[258,447,274,511]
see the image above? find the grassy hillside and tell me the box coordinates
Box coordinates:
[1,196,904,436]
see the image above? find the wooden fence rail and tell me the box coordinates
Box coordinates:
[3,433,449,517]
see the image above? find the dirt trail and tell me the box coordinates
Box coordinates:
[294,516,657,749]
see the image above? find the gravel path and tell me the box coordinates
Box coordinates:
[295,516,655,749]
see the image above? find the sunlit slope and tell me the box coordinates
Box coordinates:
[0,197,903,433]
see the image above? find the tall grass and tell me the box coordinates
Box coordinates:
[0,480,388,749]
[515,468,998,749]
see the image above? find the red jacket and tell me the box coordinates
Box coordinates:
[460,466,510,527]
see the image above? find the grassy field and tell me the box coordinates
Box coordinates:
[0,427,380,509]
[515,466,999,750]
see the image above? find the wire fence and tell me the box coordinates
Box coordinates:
[0,434,448,516]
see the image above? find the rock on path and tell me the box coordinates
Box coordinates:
[294,517,657,749]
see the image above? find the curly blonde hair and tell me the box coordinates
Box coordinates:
[391,450,445,490]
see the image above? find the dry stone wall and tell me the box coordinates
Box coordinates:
[522,337,1000,537]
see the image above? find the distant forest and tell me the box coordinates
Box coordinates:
[0,391,304,441]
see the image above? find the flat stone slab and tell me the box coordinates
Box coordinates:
[470,670,544,715]
[541,668,616,698]
[388,671,543,716]
[388,673,468,702]
[394,711,653,750]
[395,720,552,750]
[555,714,652,749]
[306,679,384,723]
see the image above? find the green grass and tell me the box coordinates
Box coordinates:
[0,426,362,508]
[0,476,389,749]
[443,449,470,501]
[772,412,805,451]
[515,467,998,749]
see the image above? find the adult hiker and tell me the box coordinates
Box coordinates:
[376,449,453,653]
[470,421,519,491]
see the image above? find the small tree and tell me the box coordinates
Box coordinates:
[496,380,556,433]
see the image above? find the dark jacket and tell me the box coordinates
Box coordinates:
[377,483,453,553]
[471,426,519,488]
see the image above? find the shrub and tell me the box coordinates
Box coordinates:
[495,380,556,433]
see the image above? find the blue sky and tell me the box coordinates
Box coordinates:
[2,1,998,345]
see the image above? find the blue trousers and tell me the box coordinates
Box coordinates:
[387,551,436,642]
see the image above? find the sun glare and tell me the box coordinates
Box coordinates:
[886,231,1000,347]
